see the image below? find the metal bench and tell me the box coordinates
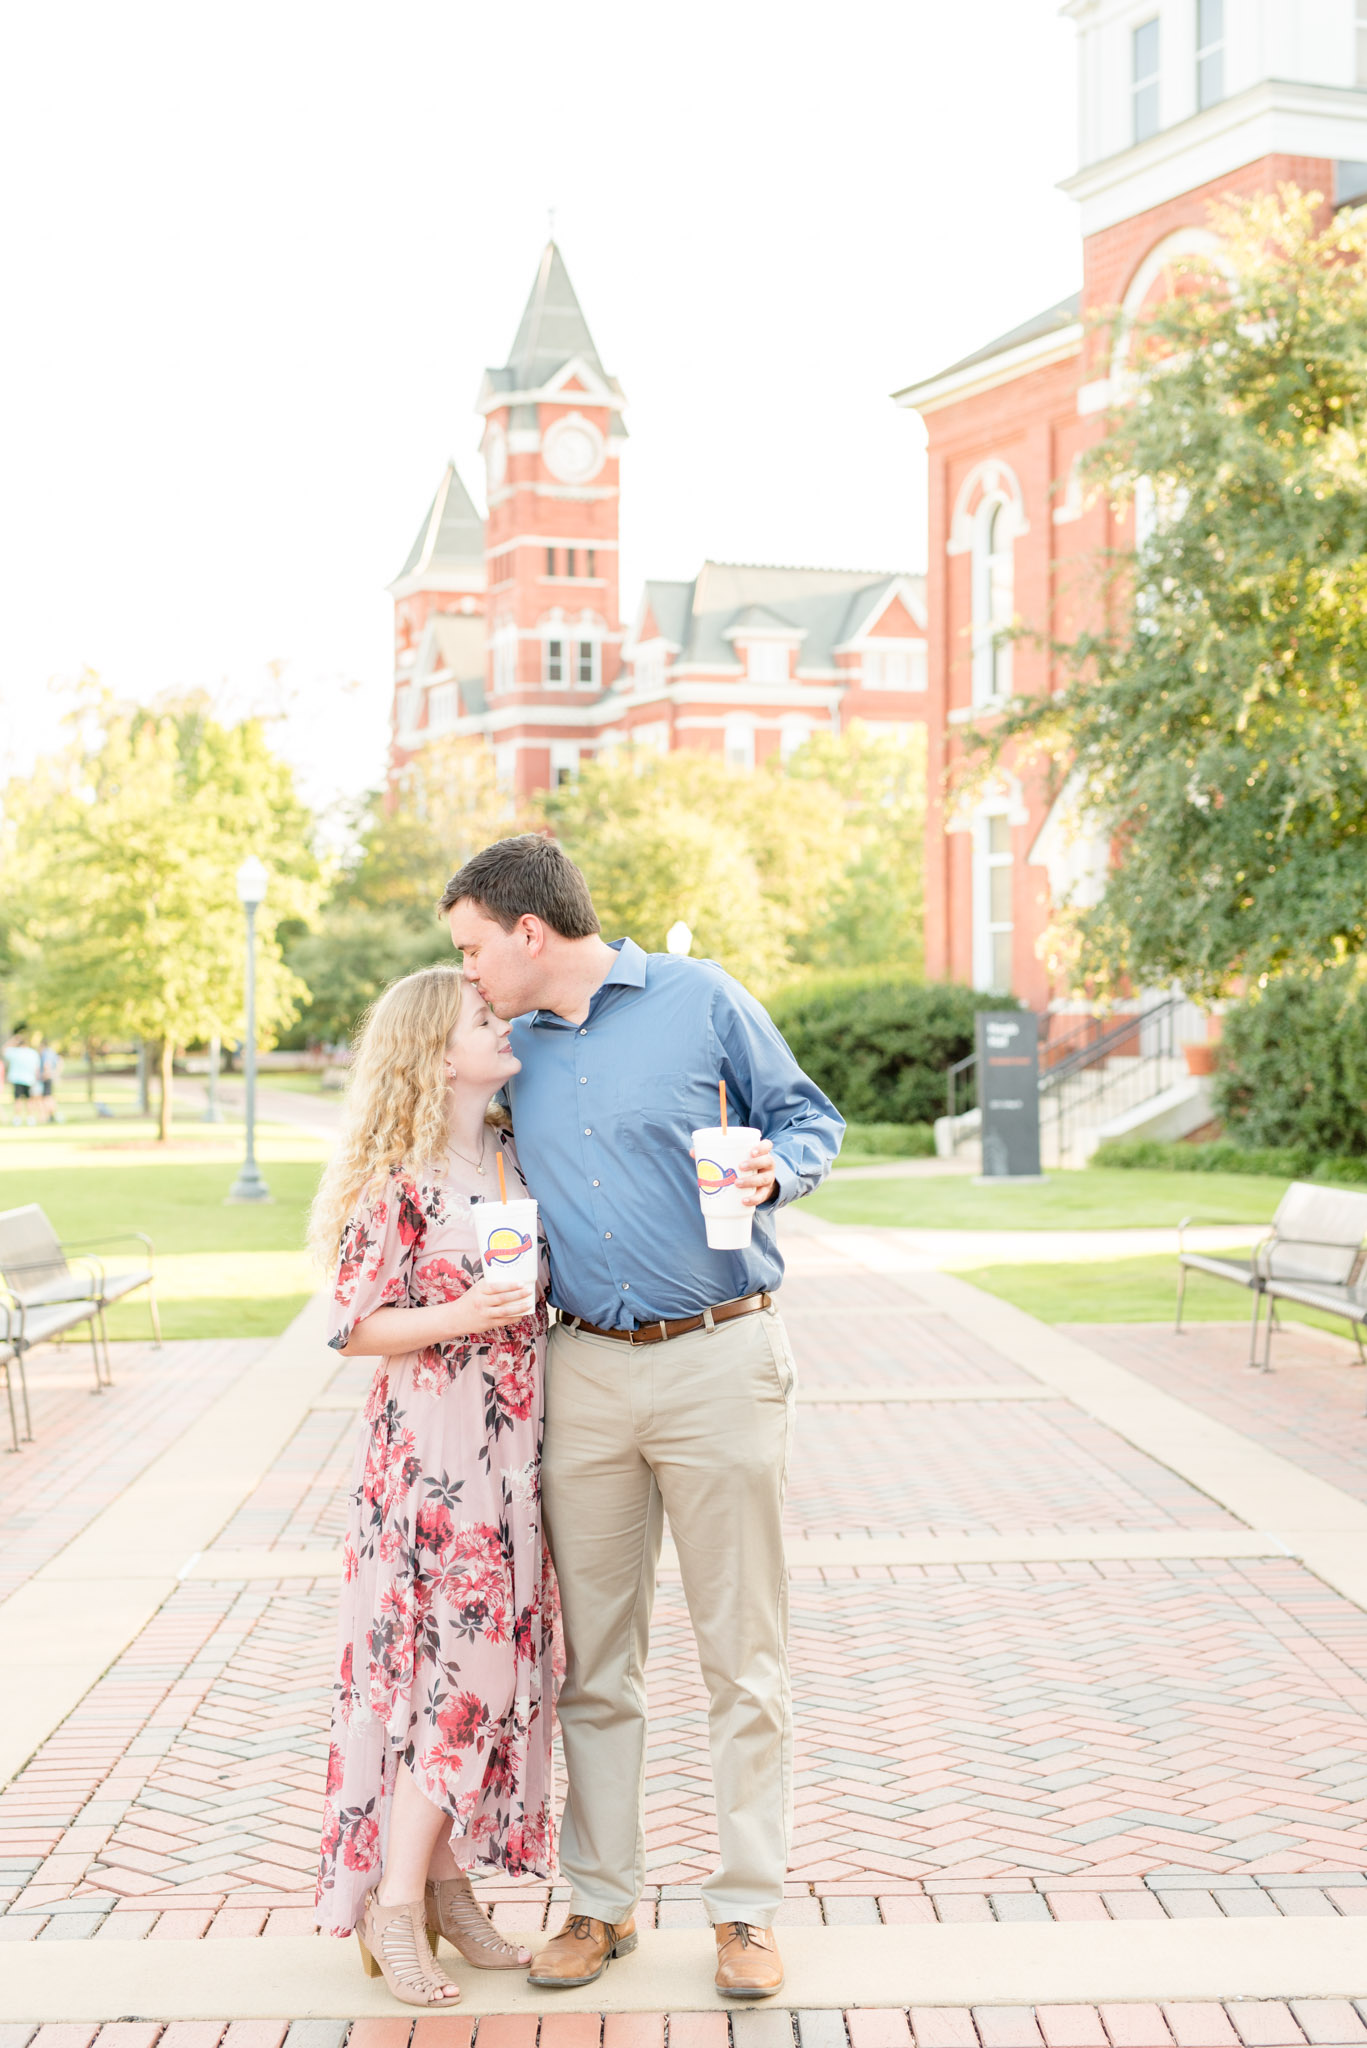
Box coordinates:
[1176,1180,1367,1371]
[0,1204,159,1412]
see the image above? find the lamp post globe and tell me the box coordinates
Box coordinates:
[665,920,693,957]
[228,856,271,1204]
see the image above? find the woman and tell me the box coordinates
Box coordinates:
[309,966,557,2005]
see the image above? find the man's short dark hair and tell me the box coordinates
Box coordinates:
[439,834,601,938]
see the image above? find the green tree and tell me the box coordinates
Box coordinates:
[540,727,925,994]
[2,697,320,1137]
[288,737,520,1045]
[978,188,1367,1001]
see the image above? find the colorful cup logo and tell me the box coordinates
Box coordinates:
[485,1227,533,1265]
[696,1158,739,1198]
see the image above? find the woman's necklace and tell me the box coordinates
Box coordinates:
[447,1128,488,1176]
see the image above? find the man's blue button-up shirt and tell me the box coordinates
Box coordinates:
[505,938,844,1328]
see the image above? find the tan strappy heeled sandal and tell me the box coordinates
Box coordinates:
[425,1872,530,1970]
[357,1891,461,2004]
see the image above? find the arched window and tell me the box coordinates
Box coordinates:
[973,497,1015,705]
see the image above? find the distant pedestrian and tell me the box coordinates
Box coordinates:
[4,1032,40,1126]
[36,1039,61,1124]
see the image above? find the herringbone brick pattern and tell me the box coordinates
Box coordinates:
[1071,1322,1367,1509]
[0,1340,266,1599]
[784,1406,1238,1537]
[6,1230,1367,1955]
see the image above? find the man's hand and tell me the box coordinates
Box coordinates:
[736,1139,778,1208]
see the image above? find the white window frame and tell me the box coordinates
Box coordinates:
[724,718,756,771]
[1195,0,1223,111]
[864,644,927,692]
[575,637,600,689]
[544,636,567,688]
[971,495,1015,707]
[972,810,1014,994]
[779,717,813,763]
[491,627,518,696]
[428,682,458,731]
[494,742,517,792]
[744,641,790,684]
[550,741,580,788]
[633,643,666,693]
[1359,3,1367,89]
[1132,16,1160,144]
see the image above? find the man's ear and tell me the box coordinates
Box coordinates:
[520,915,548,957]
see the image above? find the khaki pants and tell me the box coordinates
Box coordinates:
[543,1303,797,1927]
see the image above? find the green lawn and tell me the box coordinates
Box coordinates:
[0,1121,327,1339]
[961,1249,1352,1340]
[804,1166,1282,1232]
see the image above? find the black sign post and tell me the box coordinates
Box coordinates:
[976,1010,1043,1181]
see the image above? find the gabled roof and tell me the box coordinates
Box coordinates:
[501,241,607,389]
[892,293,1082,409]
[634,562,926,675]
[393,462,485,584]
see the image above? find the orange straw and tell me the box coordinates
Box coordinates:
[719,1080,728,1132]
[496,1148,508,1203]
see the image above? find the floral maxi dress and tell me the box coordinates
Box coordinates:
[315,1138,557,1937]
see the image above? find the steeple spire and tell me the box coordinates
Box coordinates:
[503,241,607,390]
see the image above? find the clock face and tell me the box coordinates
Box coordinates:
[485,425,507,489]
[544,417,603,483]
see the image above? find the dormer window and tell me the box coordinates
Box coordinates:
[864,647,926,692]
[1196,0,1223,111]
[1133,18,1159,144]
[746,642,789,684]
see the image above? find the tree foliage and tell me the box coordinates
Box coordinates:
[979,188,1367,1000]
[2,695,319,1134]
[539,725,925,995]
[288,737,520,1045]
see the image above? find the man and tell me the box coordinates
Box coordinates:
[441,835,842,2001]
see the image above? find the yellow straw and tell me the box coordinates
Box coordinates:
[719,1079,728,1133]
[496,1148,508,1204]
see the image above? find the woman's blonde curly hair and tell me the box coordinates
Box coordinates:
[308,965,508,1267]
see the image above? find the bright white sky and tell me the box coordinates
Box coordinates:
[0,0,1080,819]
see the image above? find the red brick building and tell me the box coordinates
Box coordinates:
[390,244,927,799]
[895,0,1367,1012]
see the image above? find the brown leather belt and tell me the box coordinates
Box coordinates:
[559,1292,772,1346]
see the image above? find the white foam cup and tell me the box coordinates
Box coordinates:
[475,1198,539,1293]
[691,1125,761,1250]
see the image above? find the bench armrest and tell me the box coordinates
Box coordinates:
[61,1232,155,1269]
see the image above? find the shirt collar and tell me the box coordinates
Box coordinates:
[529,937,647,1027]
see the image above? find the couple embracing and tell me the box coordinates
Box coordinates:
[311,835,842,2004]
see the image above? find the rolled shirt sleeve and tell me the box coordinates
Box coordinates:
[711,981,844,1207]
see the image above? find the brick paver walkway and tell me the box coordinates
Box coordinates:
[4,1224,1367,2033]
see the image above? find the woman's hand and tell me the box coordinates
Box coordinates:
[450,1274,536,1335]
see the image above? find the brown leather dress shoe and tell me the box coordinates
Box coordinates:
[527,1911,638,1988]
[714,1921,784,1998]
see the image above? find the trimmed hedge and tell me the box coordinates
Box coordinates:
[767,973,1019,1128]
[840,1120,936,1160]
[1214,965,1367,1158]
[1092,1137,1367,1186]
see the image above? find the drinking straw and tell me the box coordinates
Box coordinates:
[719,1079,728,1132]
[496,1148,508,1203]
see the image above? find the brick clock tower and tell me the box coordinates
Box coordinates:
[389,242,928,795]
[476,245,628,797]
[894,0,1367,1012]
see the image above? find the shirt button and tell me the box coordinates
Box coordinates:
[622,1282,630,1290]
[579,1076,587,1084]
[584,1127,592,1136]
[592,1179,600,1188]
[604,1231,612,1240]
[579,1028,587,1035]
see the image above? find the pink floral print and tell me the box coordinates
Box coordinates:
[315,1134,558,1937]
